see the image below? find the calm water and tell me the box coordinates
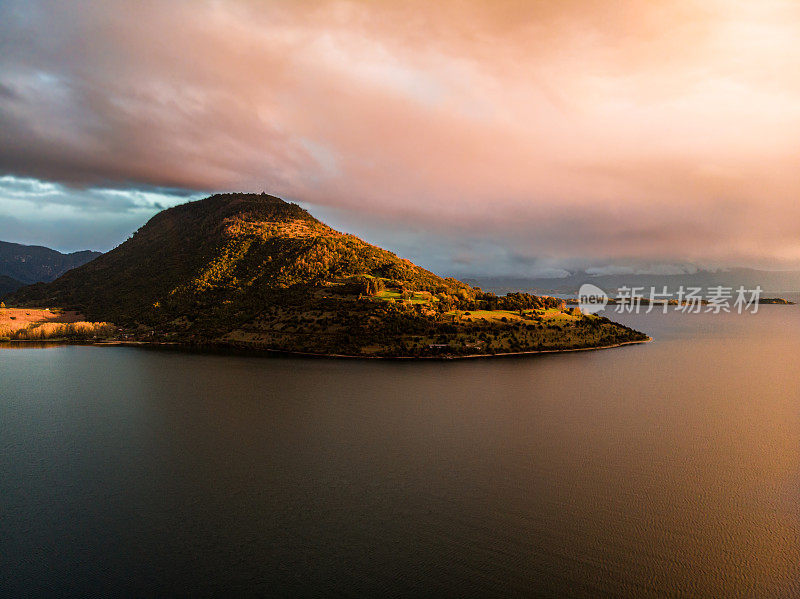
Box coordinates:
[2,306,800,597]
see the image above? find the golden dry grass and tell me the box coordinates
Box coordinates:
[7,321,115,340]
[0,308,114,340]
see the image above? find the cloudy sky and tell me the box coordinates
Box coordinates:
[2,0,800,277]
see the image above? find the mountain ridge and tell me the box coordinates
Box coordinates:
[0,240,101,285]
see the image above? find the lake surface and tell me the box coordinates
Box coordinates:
[2,305,800,597]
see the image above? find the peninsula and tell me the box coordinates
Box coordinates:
[4,193,648,357]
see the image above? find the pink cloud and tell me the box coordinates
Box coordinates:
[2,0,800,266]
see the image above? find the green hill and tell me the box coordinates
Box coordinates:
[7,193,647,356]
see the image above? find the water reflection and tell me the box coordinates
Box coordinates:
[1,308,799,596]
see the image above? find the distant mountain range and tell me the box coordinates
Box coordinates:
[0,241,101,292]
[467,268,800,296]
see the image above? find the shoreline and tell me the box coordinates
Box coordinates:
[1,336,653,359]
[206,335,653,360]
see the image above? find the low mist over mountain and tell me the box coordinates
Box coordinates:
[0,240,101,285]
[470,269,800,296]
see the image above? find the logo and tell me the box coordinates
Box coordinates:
[576,283,764,315]
[578,283,608,314]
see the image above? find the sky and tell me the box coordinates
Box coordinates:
[2,0,800,277]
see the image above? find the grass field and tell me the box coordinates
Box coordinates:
[374,290,436,304]
[449,307,583,323]
[0,307,114,341]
